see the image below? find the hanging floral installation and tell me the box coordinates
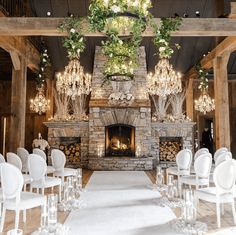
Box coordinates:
[30,47,51,115]
[89,0,152,81]
[194,65,215,114]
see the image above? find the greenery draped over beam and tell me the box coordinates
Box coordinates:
[58,1,182,80]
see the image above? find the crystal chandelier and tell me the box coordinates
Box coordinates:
[147,58,182,97]
[30,85,50,115]
[56,58,92,100]
[194,91,215,114]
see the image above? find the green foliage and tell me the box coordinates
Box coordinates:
[59,16,86,59]
[152,17,182,58]
[195,64,209,91]
[35,48,50,85]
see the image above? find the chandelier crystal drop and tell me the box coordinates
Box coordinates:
[56,58,92,100]
[147,58,182,97]
[194,91,215,115]
[30,85,50,115]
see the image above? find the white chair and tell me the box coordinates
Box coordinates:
[7,152,31,191]
[195,159,236,228]
[166,149,192,181]
[17,147,29,174]
[214,147,228,163]
[0,163,46,232]
[28,154,61,202]
[209,151,232,184]
[215,151,232,166]
[51,149,77,185]
[180,153,212,190]
[33,148,55,174]
[194,148,209,161]
[0,153,5,163]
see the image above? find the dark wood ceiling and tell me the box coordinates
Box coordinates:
[2,0,236,80]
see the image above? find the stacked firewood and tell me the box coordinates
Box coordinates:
[59,143,81,164]
[159,141,182,161]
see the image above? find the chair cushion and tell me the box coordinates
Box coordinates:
[195,187,234,203]
[54,167,77,177]
[180,175,209,186]
[4,192,46,210]
[31,177,61,189]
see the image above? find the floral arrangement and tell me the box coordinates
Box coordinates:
[59,16,85,59]
[153,17,182,59]
[108,91,134,106]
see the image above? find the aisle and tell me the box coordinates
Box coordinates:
[64,171,181,235]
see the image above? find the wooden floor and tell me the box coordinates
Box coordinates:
[1,170,235,234]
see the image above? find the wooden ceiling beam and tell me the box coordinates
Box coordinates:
[184,36,236,79]
[0,36,40,71]
[2,17,236,37]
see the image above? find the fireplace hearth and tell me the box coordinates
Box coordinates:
[105,124,135,157]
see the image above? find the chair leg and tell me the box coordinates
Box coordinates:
[15,210,20,229]
[42,188,45,195]
[23,210,26,223]
[0,207,6,232]
[231,200,236,225]
[216,202,221,228]
[23,183,26,192]
[59,184,62,202]
[221,203,224,215]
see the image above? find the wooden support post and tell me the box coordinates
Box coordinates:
[213,52,231,150]
[186,77,194,121]
[46,79,54,121]
[9,56,27,151]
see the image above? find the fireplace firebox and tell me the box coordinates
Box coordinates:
[105,124,135,157]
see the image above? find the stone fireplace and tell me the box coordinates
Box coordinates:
[44,46,195,170]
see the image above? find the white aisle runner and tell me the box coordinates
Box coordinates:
[64,171,183,235]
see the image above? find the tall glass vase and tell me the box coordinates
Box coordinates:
[167,175,175,199]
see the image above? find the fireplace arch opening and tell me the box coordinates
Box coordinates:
[105,124,135,157]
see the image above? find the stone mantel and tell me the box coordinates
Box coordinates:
[44,121,89,129]
[89,99,151,108]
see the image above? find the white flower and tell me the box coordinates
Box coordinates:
[159,47,166,52]
[79,37,83,42]
[111,5,121,13]
[70,28,76,33]
[159,39,166,43]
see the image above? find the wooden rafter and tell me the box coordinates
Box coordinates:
[184,36,236,81]
[1,17,236,37]
[0,36,39,70]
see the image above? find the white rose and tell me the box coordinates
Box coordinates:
[159,47,166,52]
[111,5,121,13]
[70,28,76,33]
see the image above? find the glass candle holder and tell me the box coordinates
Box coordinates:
[167,175,175,199]
[156,169,164,186]
[182,189,196,225]
[7,229,23,235]
[47,194,58,227]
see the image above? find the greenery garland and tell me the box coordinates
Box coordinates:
[196,64,209,91]
[35,47,50,85]
[58,16,86,59]
[153,17,182,59]
[58,2,183,81]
